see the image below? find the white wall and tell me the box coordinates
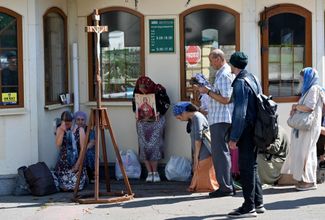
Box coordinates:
[1,0,323,176]
[0,0,39,175]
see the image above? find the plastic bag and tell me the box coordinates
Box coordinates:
[115,149,141,180]
[165,155,191,181]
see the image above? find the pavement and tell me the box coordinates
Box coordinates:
[1,180,325,220]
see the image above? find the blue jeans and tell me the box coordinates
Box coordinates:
[238,124,263,210]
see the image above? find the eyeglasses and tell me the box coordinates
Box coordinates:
[76,118,85,121]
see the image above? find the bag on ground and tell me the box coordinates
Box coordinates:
[24,162,58,196]
[115,149,141,180]
[13,166,31,196]
[165,155,191,181]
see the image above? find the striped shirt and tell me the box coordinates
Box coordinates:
[208,63,234,125]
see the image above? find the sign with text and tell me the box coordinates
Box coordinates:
[2,92,17,104]
[186,46,201,66]
[149,19,175,53]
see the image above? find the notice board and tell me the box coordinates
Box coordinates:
[149,19,175,53]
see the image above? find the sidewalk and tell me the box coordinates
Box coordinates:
[0,180,325,220]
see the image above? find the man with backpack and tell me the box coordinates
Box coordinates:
[227,51,265,218]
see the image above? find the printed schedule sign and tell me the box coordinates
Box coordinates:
[149,19,175,53]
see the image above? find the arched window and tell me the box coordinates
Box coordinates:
[260,4,311,102]
[0,7,23,108]
[43,7,68,105]
[87,7,144,101]
[179,4,240,100]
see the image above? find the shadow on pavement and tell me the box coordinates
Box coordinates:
[165,214,229,220]
[95,194,209,209]
[265,196,325,210]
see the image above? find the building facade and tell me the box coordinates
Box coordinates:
[0,0,324,195]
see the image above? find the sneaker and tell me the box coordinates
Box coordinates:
[209,189,234,198]
[228,207,257,218]
[255,204,266,214]
[153,172,161,182]
[146,172,153,182]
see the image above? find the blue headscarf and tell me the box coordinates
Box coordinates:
[301,67,319,96]
[173,102,191,116]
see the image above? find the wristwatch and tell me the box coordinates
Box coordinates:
[207,90,211,95]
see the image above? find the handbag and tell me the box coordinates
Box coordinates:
[287,87,319,130]
[287,110,315,130]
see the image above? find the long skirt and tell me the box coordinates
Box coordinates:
[136,115,166,161]
[188,156,219,192]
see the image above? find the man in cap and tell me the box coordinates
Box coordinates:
[227,51,265,218]
[198,49,235,197]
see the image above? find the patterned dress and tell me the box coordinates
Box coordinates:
[55,127,87,191]
[136,115,166,161]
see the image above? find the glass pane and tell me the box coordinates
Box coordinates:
[0,13,17,48]
[44,12,66,104]
[268,13,305,97]
[0,13,18,106]
[184,9,236,99]
[97,11,141,99]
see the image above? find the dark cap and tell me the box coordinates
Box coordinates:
[229,51,248,69]
[7,52,16,59]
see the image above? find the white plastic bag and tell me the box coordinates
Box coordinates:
[165,155,191,181]
[115,149,141,180]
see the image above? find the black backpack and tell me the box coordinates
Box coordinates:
[243,75,279,151]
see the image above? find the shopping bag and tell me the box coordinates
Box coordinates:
[165,155,191,181]
[115,149,141,180]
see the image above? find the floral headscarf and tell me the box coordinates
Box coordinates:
[301,67,319,96]
[173,102,191,116]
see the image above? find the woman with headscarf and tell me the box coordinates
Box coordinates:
[74,111,96,182]
[55,111,87,191]
[132,76,170,182]
[281,67,325,190]
[173,102,218,192]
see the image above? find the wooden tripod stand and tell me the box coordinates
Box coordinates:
[73,107,134,204]
[73,9,133,204]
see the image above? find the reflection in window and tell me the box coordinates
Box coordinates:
[90,9,143,100]
[0,9,22,107]
[268,13,305,97]
[182,8,237,99]
[43,8,67,105]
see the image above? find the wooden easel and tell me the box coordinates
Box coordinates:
[73,9,134,204]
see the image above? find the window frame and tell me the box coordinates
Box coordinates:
[0,7,23,108]
[260,4,312,103]
[43,7,68,105]
[179,4,240,101]
[87,7,145,102]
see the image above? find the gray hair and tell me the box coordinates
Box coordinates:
[209,49,225,61]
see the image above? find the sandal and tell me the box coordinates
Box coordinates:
[296,182,317,191]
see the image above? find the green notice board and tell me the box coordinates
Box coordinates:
[149,19,175,53]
